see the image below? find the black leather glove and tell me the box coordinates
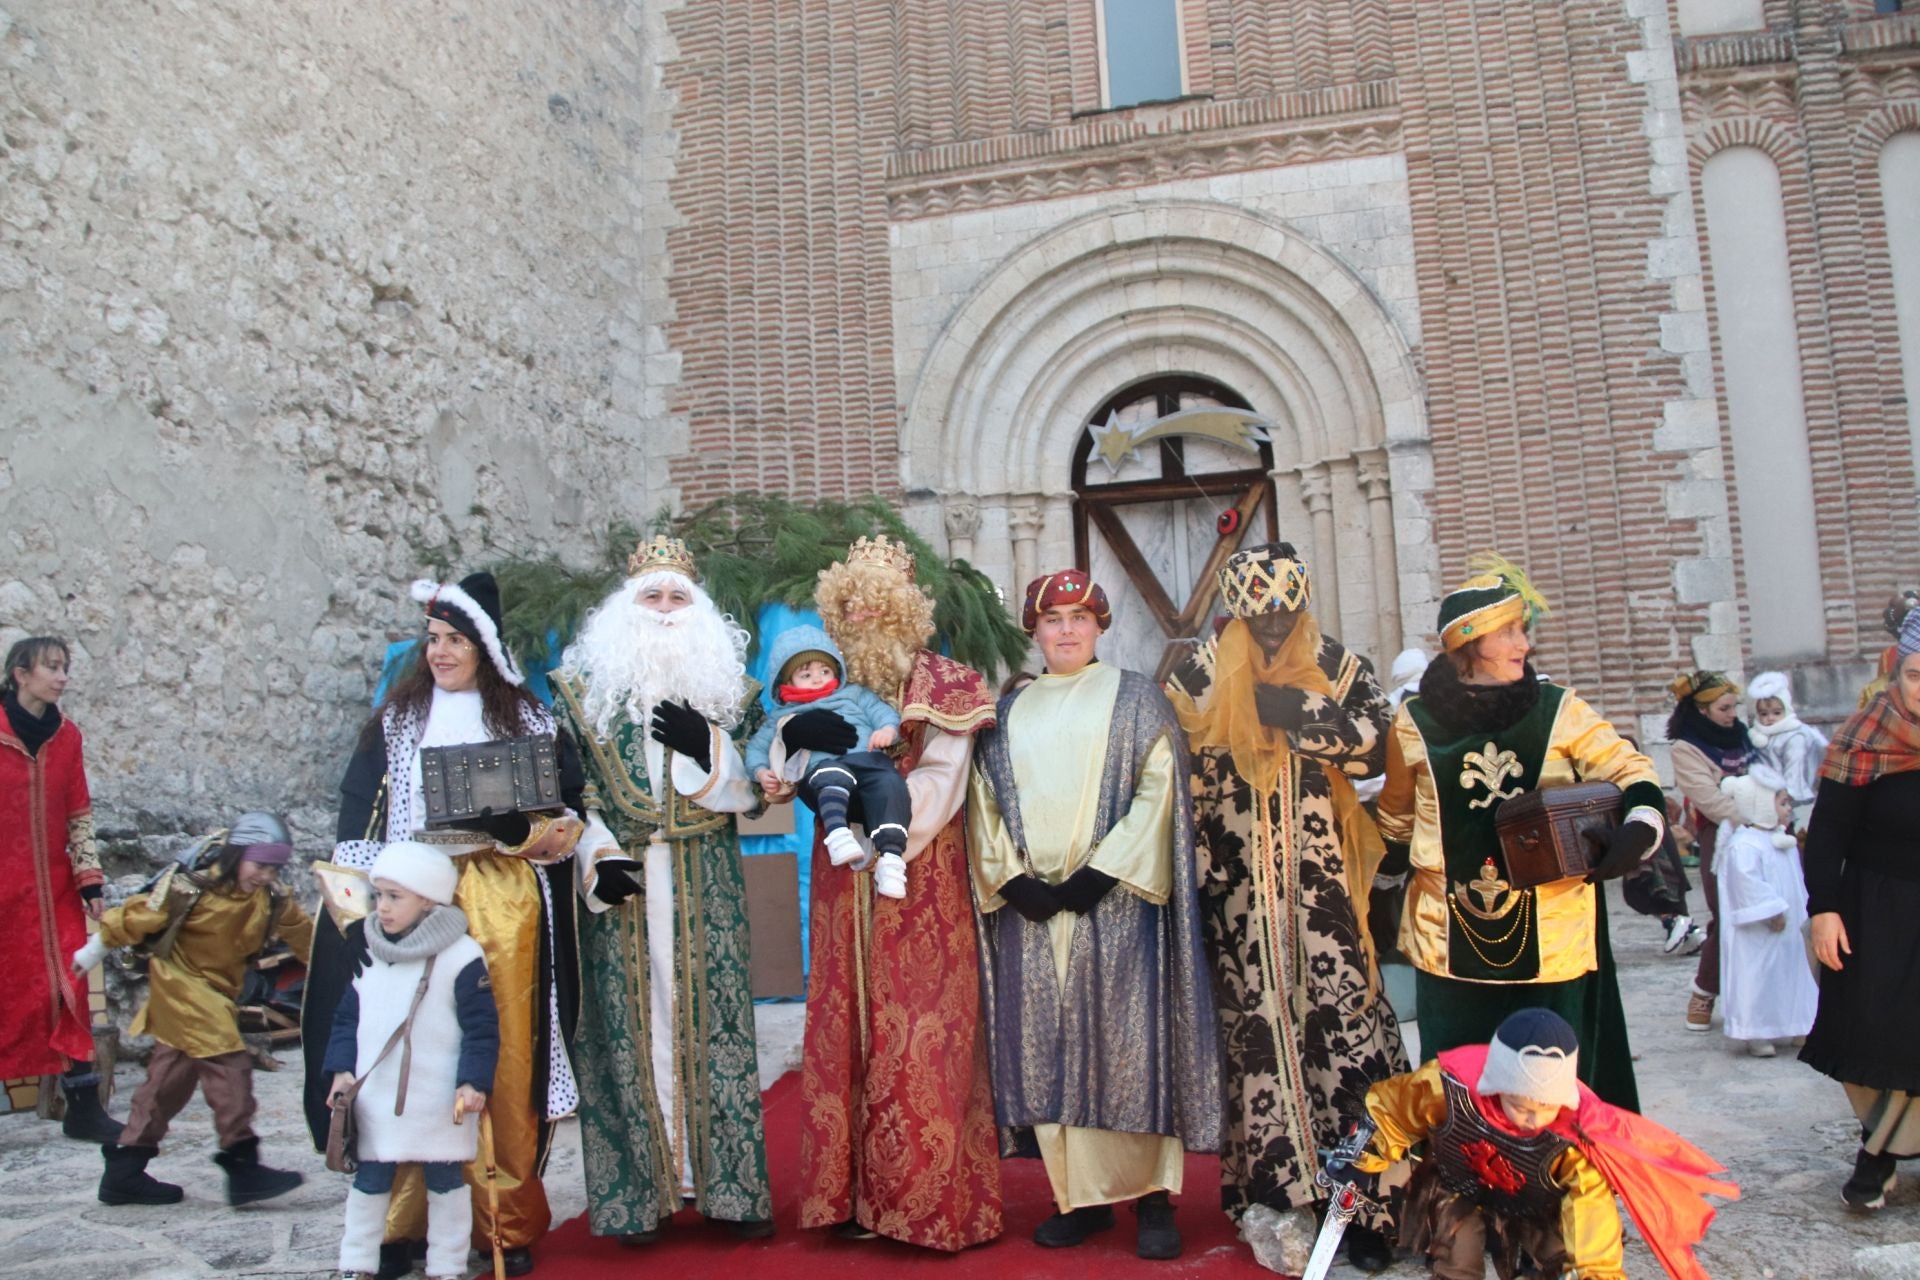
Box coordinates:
[1253,683,1313,732]
[593,860,641,906]
[1586,819,1660,883]
[79,884,104,903]
[1053,866,1118,915]
[781,708,858,754]
[998,874,1062,924]
[649,700,712,771]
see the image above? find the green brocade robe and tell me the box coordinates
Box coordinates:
[552,672,772,1232]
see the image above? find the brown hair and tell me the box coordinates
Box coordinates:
[4,636,70,695]
[358,629,543,748]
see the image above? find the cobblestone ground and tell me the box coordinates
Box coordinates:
[2,903,1916,1279]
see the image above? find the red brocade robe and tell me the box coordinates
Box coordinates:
[797,650,1004,1249]
[0,717,102,1075]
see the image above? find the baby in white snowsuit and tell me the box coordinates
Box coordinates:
[325,841,498,1280]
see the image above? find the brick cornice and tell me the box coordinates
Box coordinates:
[1676,30,1797,74]
[883,79,1402,220]
[1839,14,1920,56]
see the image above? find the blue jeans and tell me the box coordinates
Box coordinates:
[352,1159,465,1195]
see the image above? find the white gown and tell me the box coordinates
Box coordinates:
[1715,822,1819,1042]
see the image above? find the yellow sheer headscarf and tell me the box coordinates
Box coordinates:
[1173,616,1389,995]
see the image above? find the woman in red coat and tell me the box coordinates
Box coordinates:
[0,636,121,1140]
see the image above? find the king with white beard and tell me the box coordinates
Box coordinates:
[548,535,774,1242]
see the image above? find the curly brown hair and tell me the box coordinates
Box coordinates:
[358,630,544,748]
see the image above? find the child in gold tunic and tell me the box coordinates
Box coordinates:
[72,811,314,1207]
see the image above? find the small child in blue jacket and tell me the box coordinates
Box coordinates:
[324,841,499,1280]
[747,625,914,899]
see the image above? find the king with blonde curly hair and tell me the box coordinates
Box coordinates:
[792,535,1006,1251]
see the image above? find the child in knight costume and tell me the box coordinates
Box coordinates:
[1341,1009,1736,1280]
[748,624,915,899]
[326,841,498,1280]
[72,811,314,1208]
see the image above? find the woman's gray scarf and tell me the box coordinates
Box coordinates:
[366,905,470,965]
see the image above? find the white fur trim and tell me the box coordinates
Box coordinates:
[411,578,525,687]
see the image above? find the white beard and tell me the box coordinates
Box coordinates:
[560,573,750,738]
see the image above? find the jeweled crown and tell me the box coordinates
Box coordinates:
[845,534,916,578]
[628,535,697,580]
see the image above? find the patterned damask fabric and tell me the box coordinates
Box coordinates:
[573,822,770,1230]
[797,652,1003,1251]
[1185,638,1409,1225]
[553,689,770,1231]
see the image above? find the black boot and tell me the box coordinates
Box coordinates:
[725,1218,776,1240]
[60,1073,125,1144]
[212,1136,304,1206]
[373,1240,419,1280]
[1133,1191,1181,1260]
[98,1143,184,1206]
[1032,1203,1115,1247]
[1345,1222,1395,1273]
[502,1245,534,1276]
[1844,1146,1898,1212]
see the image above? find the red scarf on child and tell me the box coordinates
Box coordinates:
[778,677,841,705]
[1437,1045,1738,1280]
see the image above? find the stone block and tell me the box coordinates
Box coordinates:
[1653,398,1720,452]
[1850,1242,1920,1279]
[1665,478,1727,520]
[1673,556,1735,604]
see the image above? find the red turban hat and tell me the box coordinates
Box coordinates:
[1021,569,1112,635]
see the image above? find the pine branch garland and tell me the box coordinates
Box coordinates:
[486,495,1029,677]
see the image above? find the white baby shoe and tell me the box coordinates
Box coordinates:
[873,853,907,900]
[825,826,865,867]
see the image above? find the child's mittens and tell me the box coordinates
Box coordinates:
[69,935,108,977]
[873,852,907,900]
[1766,913,1788,933]
[868,725,897,751]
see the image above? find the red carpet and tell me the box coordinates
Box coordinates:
[539,1072,1285,1278]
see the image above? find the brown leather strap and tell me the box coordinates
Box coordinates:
[340,954,437,1116]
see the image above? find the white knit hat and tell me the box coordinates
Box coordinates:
[1722,769,1787,831]
[369,840,460,906]
[1477,1008,1580,1111]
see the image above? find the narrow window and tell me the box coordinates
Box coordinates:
[1099,0,1185,109]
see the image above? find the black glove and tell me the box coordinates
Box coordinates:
[650,700,712,771]
[1377,839,1411,879]
[593,861,641,906]
[781,708,858,754]
[1252,683,1313,732]
[1053,866,1118,915]
[79,884,103,904]
[998,874,1062,924]
[1586,819,1660,883]
[460,811,533,846]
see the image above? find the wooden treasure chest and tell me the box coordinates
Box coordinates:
[420,735,562,829]
[1492,781,1622,890]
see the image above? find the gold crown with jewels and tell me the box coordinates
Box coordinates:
[628,535,697,580]
[845,534,916,578]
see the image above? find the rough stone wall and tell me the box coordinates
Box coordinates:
[0,1,667,846]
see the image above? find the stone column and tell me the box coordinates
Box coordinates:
[1358,452,1403,656]
[1008,497,1045,596]
[943,498,981,564]
[1299,464,1342,635]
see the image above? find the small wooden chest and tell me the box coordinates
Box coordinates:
[420,735,562,829]
[1493,781,1622,890]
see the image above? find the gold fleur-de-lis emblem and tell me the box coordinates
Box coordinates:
[1460,742,1524,810]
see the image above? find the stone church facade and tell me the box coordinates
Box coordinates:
[1,0,1916,827]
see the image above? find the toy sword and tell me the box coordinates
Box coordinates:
[1301,1117,1380,1280]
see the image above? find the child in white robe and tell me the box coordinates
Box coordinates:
[1716,772,1818,1057]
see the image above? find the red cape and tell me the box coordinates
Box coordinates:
[1437,1046,1739,1280]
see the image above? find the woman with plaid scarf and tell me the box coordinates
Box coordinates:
[1802,609,1920,1212]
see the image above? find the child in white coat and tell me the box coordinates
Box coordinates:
[324,841,498,1280]
[1716,773,1818,1058]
